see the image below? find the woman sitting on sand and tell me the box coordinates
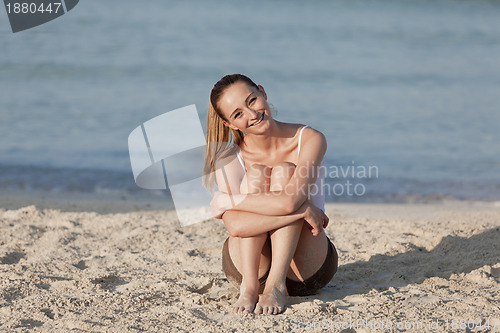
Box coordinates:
[204,74,338,315]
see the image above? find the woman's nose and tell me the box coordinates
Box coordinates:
[245,108,258,119]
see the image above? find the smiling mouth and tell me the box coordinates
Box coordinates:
[249,113,264,127]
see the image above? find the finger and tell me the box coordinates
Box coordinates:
[318,224,325,235]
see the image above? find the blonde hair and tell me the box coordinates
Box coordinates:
[203,74,258,191]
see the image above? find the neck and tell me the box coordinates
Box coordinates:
[242,119,287,152]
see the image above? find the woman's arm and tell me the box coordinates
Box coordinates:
[212,128,327,216]
[222,200,328,238]
[211,148,328,237]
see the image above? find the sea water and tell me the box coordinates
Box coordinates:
[1,0,499,202]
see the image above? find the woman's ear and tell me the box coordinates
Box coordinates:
[258,85,267,100]
[223,120,238,130]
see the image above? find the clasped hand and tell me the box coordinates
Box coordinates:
[298,201,329,236]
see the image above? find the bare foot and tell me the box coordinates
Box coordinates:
[229,278,259,314]
[254,285,286,315]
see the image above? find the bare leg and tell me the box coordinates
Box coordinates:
[227,235,268,314]
[228,164,271,314]
[255,220,303,315]
[227,162,330,315]
[287,222,328,282]
[269,162,329,283]
[255,162,302,315]
[254,162,330,314]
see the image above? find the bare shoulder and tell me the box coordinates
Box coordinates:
[214,145,245,193]
[301,126,327,147]
[215,146,243,175]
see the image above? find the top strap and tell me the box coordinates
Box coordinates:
[297,125,309,157]
[236,150,245,170]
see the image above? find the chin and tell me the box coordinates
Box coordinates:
[253,122,270,134]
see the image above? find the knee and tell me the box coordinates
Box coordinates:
[246,163,271,192]
[272,162,296,178]
[271,162,295,182]
[247,163,271,179]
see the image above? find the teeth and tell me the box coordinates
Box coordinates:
[252,113,263,126]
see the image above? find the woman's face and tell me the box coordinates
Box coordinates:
[217,81,271,133]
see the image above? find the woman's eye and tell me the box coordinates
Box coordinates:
[249,97,256,104]
[234,112,241,119]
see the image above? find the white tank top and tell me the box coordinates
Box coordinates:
[236,125,326,211]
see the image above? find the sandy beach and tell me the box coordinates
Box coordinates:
[1,0,499,331]
[0,194,499,332]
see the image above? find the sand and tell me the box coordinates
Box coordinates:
[0,194,499,332]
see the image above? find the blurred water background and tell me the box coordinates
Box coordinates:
[1,0,499,203]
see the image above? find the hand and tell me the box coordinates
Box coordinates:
[299,201,329,236]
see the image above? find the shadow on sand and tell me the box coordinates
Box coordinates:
[321,227,499,299]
